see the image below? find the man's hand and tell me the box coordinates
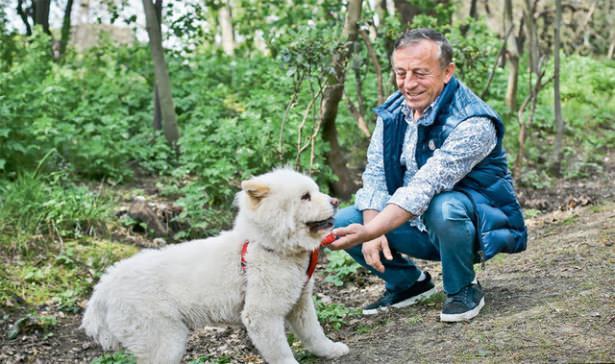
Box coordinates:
[362,235,393,273]
[328,223,367,251]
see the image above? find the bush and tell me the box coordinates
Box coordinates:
[0,169,113,253]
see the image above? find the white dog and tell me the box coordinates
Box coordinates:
[81,169,349,364]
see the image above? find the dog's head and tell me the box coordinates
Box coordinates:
[236,169,338,252]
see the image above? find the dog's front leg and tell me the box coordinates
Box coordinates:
[286,282,349,359]
[241,308,297,364]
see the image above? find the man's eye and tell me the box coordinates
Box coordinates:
[301,193,311,201]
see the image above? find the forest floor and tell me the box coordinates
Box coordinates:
[1,155,614,363]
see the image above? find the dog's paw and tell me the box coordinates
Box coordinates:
[320,341,349,358]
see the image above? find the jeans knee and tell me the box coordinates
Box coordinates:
[424,192,473,233]
[333,205,363,228]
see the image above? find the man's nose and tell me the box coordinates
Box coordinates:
[330,198,339,208]
[404,73,419,88]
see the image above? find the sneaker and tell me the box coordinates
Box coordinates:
[440,282,485,322]
[363,272,436,315]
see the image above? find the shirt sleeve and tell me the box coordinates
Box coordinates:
[388,117,497,216]
[354,116,391,211]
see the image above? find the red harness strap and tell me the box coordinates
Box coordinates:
[241,233,337,281]
[241,240,249,272]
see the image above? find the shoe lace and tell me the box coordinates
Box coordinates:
[448,285,472,305]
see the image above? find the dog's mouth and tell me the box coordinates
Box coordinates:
[306,217,335,233]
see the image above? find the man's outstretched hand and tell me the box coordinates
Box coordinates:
[328,224,367,251]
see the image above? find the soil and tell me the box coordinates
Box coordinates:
[1,159,614,363]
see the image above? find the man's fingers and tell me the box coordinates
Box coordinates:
[381,239,393,260]
[371,253,385,272]
[332,223,361,237]
[365,248,384,273]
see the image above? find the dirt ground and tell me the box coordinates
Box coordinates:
[1,164,614,363]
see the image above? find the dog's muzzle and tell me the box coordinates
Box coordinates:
[306,217,335,233]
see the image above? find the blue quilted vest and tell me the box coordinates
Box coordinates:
[374,77,527,259]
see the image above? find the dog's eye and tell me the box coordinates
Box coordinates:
[301,192,311,201]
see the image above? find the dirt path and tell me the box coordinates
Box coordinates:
[320,200,615,363]
[1,198,613,363]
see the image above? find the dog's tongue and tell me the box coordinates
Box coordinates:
[320,233,337,246]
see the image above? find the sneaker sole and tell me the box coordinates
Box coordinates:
[440,297,485,322]
[362,287,437,315]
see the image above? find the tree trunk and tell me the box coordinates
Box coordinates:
[358,28,384,104]
[16,0,32,36]
[393,0,419,27]
[504,0,520,110]
[152,0,163,131]
[32,0,51,34]
[59,0,75,57]
[218,0,235,56]
[606,0,615,59]
[142,0,180,148]
[551,0,564,177]
[460,0,478,36]
[320,0,362,199]
[524,0,539,74]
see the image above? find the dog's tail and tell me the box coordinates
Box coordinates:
[80,288,121,351]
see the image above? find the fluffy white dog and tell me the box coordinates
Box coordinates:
[81,169,349,364]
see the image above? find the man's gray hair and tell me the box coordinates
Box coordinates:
[393,28,453,69]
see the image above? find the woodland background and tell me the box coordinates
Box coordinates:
[0,0,613,363]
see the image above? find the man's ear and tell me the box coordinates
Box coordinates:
[241,179,270,204]
[443,63,456,83]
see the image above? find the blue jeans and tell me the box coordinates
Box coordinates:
[335,191,478,295]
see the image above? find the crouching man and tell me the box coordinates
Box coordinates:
[328,28,527,322]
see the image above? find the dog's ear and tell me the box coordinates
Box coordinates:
[241,179,270,206]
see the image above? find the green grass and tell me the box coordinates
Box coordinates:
[0,239,137,310]
[0,171,113,255]
[91,351,136,364]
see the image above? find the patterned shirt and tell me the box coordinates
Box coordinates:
[355,101,497,231]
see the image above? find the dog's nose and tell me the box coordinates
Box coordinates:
[330,198,339,208]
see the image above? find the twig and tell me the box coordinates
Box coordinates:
[358,27,384,104]
[480,24,514,99]
[344,91,371,137]
[295,86,325,169]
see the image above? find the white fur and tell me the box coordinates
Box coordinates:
[81,169,349,364]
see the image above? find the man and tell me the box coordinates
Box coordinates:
[328,28,527,322]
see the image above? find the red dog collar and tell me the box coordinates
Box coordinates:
[241,233,337,282]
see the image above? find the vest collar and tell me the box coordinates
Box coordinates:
[409,76,460,127]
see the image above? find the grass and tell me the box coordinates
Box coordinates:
[0,171,113,255]
[0,239,137,310]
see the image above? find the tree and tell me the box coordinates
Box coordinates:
[142,0,180,148]
[218,0,235,56]
[320,0,362,199]
[504,0,521,110]
[59,0,75,57]
[16,0,51,35]
[514,0,550,180]
[32,0,51,34]
[551,0,564,176]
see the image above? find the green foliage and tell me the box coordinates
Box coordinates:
[314,297,359,330]
[0,170,113,254]
[323,249,361,287]
[91,351,136,364]
[0,32,169,181]
[5,312,58,340]
[0,239,137,310]
[188,354,232,364]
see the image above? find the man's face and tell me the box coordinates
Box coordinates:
[392,40,455,118]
